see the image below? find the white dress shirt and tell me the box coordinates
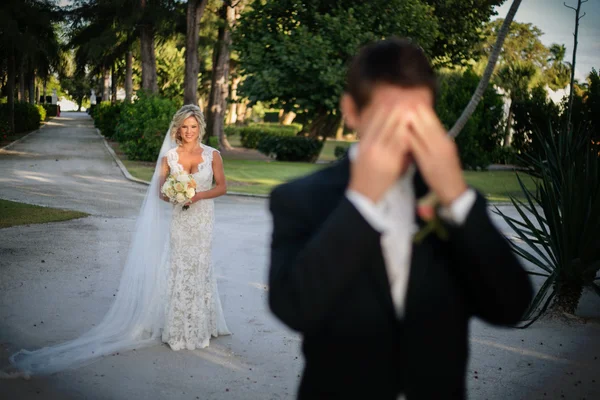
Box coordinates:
[345,144,477,319]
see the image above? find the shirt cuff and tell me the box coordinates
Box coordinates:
[438,188,476,226]
[345,190,390,233]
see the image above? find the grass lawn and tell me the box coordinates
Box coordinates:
[318,139,355,162]
[121,154,534,201]
[0,199,88,229]
[464,170,536,203]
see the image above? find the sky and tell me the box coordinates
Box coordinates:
[495,0,600,81]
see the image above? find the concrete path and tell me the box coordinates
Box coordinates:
[1,113,599,400]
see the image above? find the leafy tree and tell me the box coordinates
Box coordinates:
[234,0,438,136]
[437,69,504,169]
[422,0,506,67]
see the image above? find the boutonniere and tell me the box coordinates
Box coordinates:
[413,192,449,244]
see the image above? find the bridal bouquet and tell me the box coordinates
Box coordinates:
[161,172,197,210]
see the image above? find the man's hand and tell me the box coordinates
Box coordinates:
[405,105,467,206]
[348,104,410,203]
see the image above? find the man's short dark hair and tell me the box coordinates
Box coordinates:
[346,37,437,111]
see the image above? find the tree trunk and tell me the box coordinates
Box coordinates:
[111,64,118,103]
[140,20,158,93]
[307,112,340,138]
[125,51,133,102]
[553,281,583,315]
[18,56,26,102]
[28,70,35,105]
[565,0,587,131]
[102,67,110,101]
[281,111,297,125]
[335,117,344,140]
[184,0,209,105]
[449,0,523,138]
[207,4,235,150]
[226,75,241,124]
[236,101,248,124]
[503,99,515,148]
[7,49,16,133]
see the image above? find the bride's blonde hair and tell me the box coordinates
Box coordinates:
[169,104,207,146]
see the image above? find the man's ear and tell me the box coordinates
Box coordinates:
[340,93,359,131]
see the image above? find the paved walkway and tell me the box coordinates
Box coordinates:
[0,113,598,399]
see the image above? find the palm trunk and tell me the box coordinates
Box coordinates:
[565,0,586,131]
[207,4,234,150]
[184,0,209,105]
[111,64,117,103]
[125,51,133,102]
[7,49,16,133]
[503,99,514,148]
[28,70,35,105]
[449,0,523,138]
[18,56,26,102]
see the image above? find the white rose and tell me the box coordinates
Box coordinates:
[175,193,186,203]
[167,187,176,198]
[186,188,195,198]
[161,181,170,193]
[174,182,185,192]
[176,174,190,183]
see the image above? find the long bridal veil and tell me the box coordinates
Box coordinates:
[4,130,178,377]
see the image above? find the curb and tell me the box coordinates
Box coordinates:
[96,128,150,186]
[95,128,269,199]
[0,122,48,151]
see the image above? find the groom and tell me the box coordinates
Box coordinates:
[267,37,533,399]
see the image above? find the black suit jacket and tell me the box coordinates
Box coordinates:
[268,157,533,400]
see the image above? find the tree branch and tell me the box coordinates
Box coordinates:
[578,12,587,20]
[563,2,577,11]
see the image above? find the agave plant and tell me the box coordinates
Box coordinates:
[495,125,600,326]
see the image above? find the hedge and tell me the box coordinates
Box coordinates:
[257,135,324,162]
[0,102,43,133]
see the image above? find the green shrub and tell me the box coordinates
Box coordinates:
[437,69,504,170]
[239,125,298,149]
[334,145,349,160]
[257,135,324,162]
[250,122,302,134]
[42,104,59,117]
[36,105,47,122]
[115,92,178,161]
[264,111,280,123]
[0,102,42,133]
[94,102,123,139]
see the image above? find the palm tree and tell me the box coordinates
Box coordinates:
[0,0,61,132]
[546,44,571,92]
[495,61,537,147]
[449,0,523,138]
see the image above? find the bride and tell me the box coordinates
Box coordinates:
[4,104,230,377]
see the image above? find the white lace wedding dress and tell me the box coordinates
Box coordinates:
[162,145,230,350]
[3,133,230,378]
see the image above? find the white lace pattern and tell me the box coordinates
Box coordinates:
[162,144,230,350]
